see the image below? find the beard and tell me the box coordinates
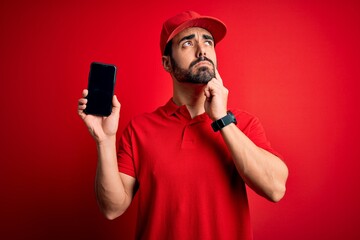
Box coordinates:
[171,56,216,84]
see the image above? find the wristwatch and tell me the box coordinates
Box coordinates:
[211,111,237,132]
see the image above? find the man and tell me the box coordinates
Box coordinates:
[78,11,288,240]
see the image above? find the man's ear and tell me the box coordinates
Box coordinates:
[162,56,171,72]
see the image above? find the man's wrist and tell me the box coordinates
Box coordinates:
[211,111,237,132]
[96,135,116,146]
[211,112,227,121]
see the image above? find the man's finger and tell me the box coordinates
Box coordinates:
[82,89,88,98]
[78,107,87,120]
[214,68,223,85]
[78,98,87,105]
[204,86,211,99]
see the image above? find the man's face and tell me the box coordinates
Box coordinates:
[169,27,217,84]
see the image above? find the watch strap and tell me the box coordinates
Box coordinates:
[211,111,237,132]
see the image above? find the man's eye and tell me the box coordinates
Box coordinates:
[205,40,214,46]
[183,41,193,47]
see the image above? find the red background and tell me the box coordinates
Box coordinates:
[1,0,359,239]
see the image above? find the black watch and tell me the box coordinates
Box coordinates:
[211,111,237,132]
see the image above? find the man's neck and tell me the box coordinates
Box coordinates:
[172,81,207,118]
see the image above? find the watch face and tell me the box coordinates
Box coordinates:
[212,111,237,132]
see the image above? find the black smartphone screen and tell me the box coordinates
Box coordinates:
[85,62,117,116]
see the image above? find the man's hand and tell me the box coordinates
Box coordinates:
[78,89,121,143]
[78,89,135,219]
[204,69,229,121]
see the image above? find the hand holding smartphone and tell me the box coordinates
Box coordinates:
[84,62,117,116]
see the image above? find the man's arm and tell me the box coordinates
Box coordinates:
[78,89,136,219]
[220,123,288,202]
[95,136,136,219]
[204,71,288,202]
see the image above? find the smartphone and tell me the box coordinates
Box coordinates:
[84,62,117,116]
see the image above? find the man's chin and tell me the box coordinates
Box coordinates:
[173,66,214,84]
[190,81,210,85]
[193,70,214,84]
[178,76,212,84]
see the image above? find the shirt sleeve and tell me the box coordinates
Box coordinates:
[117,123,137,178]
[233,109,283,159]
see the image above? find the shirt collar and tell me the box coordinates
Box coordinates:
[163,98,186,116]
[163,98,209,121]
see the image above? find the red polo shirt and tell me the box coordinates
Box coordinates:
[117,99,280,240]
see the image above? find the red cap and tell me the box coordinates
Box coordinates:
[160,11,227,55]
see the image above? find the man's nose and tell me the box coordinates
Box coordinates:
[195,43,206,58]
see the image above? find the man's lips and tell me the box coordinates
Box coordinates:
[189,57,214,68]
[195,61,212,67]
[192,60,213,70]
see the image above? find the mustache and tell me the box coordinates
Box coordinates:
[189,56,214,68]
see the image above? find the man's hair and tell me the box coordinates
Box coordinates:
[163,40,173,57]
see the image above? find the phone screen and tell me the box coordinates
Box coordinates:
[85,62,117,116]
